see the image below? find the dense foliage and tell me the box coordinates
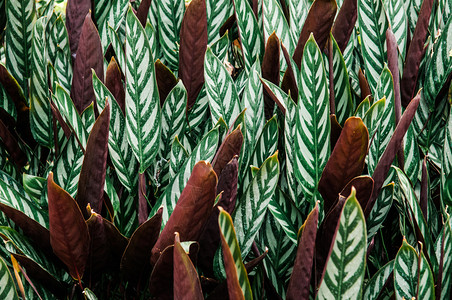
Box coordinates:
[0,0,451,299]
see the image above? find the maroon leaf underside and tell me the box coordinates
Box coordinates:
[262,33,280,120]
[280,43,299,103]
[330,114,342,149]
[105,57,125,114]
[121,208,162,281]
[211,126,244,177]
[65,0,92,57]
[76,103,110,218]
[292,0,337,69]
[71,13,104,115]
[400,0,434,107]
[173,234,204,300]
[50,101,72,140]
[318,117,368,213]
[156,60,178,106]
[0,119,27,169]
[287,204,319,300]
[149,245,174,300]
[179,0,208,110]
[47,173,90,280]
[138,172,148,225]
[136,0,152,27]
[365,91,421,217]
[340,176,374,209]
[358,68,372,100]
[331,0,357,52]
[151,161,218,265]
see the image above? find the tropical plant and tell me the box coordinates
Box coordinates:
[0,0,451,299]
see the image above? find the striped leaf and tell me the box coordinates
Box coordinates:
[433,0,452,33]
[187,87,210,136]
[125,6,161,173]
[362,97,385,139]
[0,256,18,300]
[358,0,389,93]
[317,188,367,300]
[46,15,70,67]
[354,96,370,119]
[5,0,36,94]
[92,71,139,192]
[218,208,252,299]
[204,47,242,128]
[206,0,232,44]
[30,17,53,148]
[169,136,189,178]
[233,0,264,70]
[418,251,435,299]
[210,31,229,62]
[145,21,159,62]
[81,104,95,133]
[393,240,420,300]
[108,24,126,73]
[52,84,89,147]
[384,0,408,61]
[54,47,73,93]
[151,127,219,227]
[157,0,184,70]
[331,34,353,126]
[294,34,330,204]
[442,106,452,206]
[436,217,452,299]
[363,260,394,300]
[22,174,46,205]
[115,192,139,237]
[288,0,310,46]
[160,81,187,159]
[233,152,279,258]
[366,183,394,244]
[424,17,452,109]
[95,0,128,53]
[403,124,420,185]
[268,187,301,244]
[0,84,17,121]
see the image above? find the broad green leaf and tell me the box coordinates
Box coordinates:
[363,260,394,300]
[5,0,36,95]
[0,256,18,300]
[206,0,232,44]
[403,124,420,185]
[108,23,126,72]
[125,6,161,173]
[294,34,330,204]
[169,136,189,177]
[366,183,394,243]
[268,188,301,244]
[393,240,419,300]
[384,0,408,62]
[233,0,264,70]
[436,216,452,299]
[233,152,279,258]
[288,0,309,46]
[362,97,385,139]
[187,86,210,136]
[317,188,367,299]
[358,0,389,93]
[157,0,184,70]
[92,71,139,192]
[210,31,229,62]
[95,0,128,53]
[354,96,370,119]
[30,17,53,148]
[145,21,159,61]
[418,251,435,299]
[47,16,71,92]
[204,47,242,128]
[22,174,46,205]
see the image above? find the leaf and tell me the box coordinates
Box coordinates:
[436,217,452,300]
[149,245,174,299]
[288,0,309,51]
[125,5,161,173]
[83,288,98,300]
[105,57,125,114]
[151,161,217,264]
[169,136,189,178]
[233,0,264,70]
[262,33,280,119]
[403,124,420,185]
[65,0,91,56]
[47,173,90,280]
[206,0,232,44]
[294,34,330,204]
[76,104,110,217]
[173,233,204,300]
[366,183,394,244]
[218,207,252,300]
[362,97,385,138]
[30,17,53,148]
[155,60,178,106]
[358,0,388,93]
[292,0,337,69]
[212,126,244,177]
[317,188,367,299]
[363,260,393,300]
[204,47,242,128]
[318,117,368,212]
[417,250,435,299]
[233,152,279,258]
[22,174,46,204]
[384,0,408,61]
[5,0,36,94]
[393,239,419,300]
[332,0,357,52]
[157,0,185,70]
[286,204,319,300]
[179,0,208,109]
[95,0,128,53]
[107,24,126,73]
[354,96,370,119]
[0,256,19,299]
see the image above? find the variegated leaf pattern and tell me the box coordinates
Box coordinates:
[54,47,73,93]
[145,21,159,61]
[30,17,53,148]
[233,0,264,70]
[434,0,452,33]
[363,260,394,300]
[218,208,253,299]
[354,96,370,119]
[115,192,139,237]
[52,84,89,147]
[125,6,161,173]
[204,47,242,127]
[393,240,419,300]
[367,183,394,244]
[294,35,330,204]
[317,188,367,300]
[187,87,210,136]
[368,66,395,175]
[47,15,70,66]
[403,124,420,185]
[81,104,95,133]
[436,216,452,299]
[157,0,184,70]
[151,127,219,227]
[358,0,389,93]
[108,23,126,73]
[0,256,18,300]
[331,34,353,126]
[160,81,187,159]
[442,106,452,206]
[363,97,385,139]
[233,152,279,258]
[384,0,408,61]
[169,136,189,178]
[418,251,435,299]
[0,84,17,121]
[95,0,128,53]
[0,171,48,228]
[288,0,309,47]
[206,0,233,44]
[210,31,229,62]
[22,174,46,206]
[5,0,36,94]
[92,71,139,192]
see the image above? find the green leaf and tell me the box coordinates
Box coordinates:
[0,83,17,122]
[157,0,184,70]
[358,0,389,93]
[233,152,279,258]
[0,256,18,300]
[268,188,301,244]
[169,136,189,177]
[145,21,159,61]
[384,0,408,61]
[366,183,394,243]
[204,47,242,128]
[210,31,229,62]
[107,23,126,72]
[206,0,232,44]
[81,103,95,133]
[22,174,46,205]
[354,96,370,119]
[436,216,452,299]
[317,188,367,299]
[95,0,128,53]
[363,260,394,300]
[362,97,385,139]
[403,124,420,185]
[288,0,309,47]
[393,240,420,300]
[294,34,330,204]
[418,250,435,299]
[83,288,98,300]
[125,6,161,173]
